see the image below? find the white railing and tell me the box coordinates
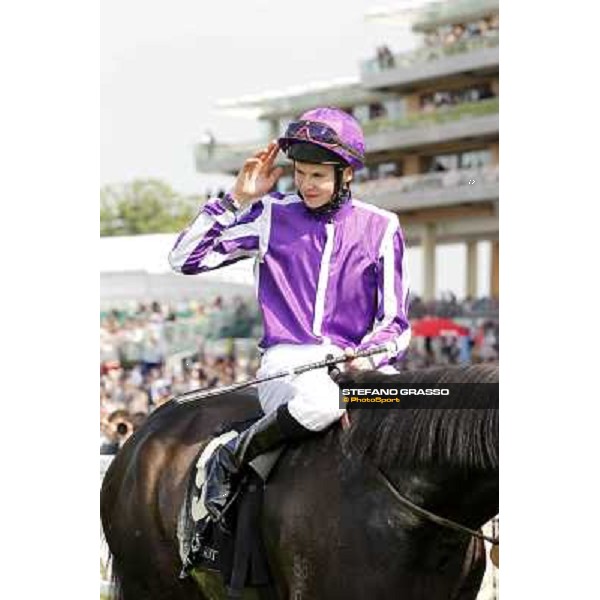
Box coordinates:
[355,165,499,199]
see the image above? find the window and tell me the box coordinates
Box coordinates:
[377,162,400,179]
[428,149,492,172]
[352,104,370,124]
[421,83,494,111]
[353,167,370,183]
[460,150,491,169]
[368,102,387,120]
[383,98,405,120]
[428,153,459,172]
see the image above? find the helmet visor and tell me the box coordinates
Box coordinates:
[283,120,363,162]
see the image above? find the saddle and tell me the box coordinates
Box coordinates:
[177,417,283,599]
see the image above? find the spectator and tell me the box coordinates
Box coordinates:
[201,129,216,159]
[140,328,165,377]
[100,409,134,454]
[376,46,384,70]
[375,45,395,70]
[381,45,395,68]
[100,423,119,455]
[421,96,436,113]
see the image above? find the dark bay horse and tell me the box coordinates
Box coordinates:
[101,363,498,599]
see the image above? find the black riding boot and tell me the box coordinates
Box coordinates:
[204,403,312,522]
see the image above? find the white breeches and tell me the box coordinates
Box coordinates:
[257,344,347,431]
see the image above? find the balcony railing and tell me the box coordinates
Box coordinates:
[412,0,499,32]
[363,96,498,136]
[354,165,498,199]
[195,140,261,164]
[361,31,499,76]
[354,165,498,215]
[196,99,498,172]
[195,139,290,173]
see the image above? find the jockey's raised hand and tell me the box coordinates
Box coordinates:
[231,141,283,207]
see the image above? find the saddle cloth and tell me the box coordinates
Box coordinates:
[190,430,239,523]
[177,421,283,598]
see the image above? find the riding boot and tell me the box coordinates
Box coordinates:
[204,403,313,522]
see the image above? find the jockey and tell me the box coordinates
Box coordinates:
[169,107,411,522]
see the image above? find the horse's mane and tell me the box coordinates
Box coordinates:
[341,364,498,471]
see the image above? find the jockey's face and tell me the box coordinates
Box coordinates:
[294,161,353,209]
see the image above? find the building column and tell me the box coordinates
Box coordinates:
[491,77,499,96]
[423,223,437,302]
[403,154,421,175]
[404,92,421,115]
[490,141,499,166]
[466,240,478,299]
[490,239,499,299]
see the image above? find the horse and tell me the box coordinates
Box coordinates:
[101,363,498,599]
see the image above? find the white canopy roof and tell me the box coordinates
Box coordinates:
[99,233,255,286]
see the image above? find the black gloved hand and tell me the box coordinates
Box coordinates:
[326,354,343,383]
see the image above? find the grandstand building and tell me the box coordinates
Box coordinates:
[194,0,499,303]
[100,233,254,307]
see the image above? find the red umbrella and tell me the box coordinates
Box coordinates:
[411,317,469,337]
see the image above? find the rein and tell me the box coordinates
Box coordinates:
[371,464,499,545]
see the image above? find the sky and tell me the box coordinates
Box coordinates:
[100,0,491,297]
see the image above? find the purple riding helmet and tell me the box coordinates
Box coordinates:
[278,107,366,214]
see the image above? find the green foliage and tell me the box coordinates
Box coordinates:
[362,97,499,135]
[100,179,202,237]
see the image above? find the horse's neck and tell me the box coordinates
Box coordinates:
[388,466,498,532]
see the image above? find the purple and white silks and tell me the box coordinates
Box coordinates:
[169,192,411,367]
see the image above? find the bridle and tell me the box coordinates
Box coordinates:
[341,411,499,546]
[370,463,499,545]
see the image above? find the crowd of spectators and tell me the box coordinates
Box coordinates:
[100,297,261,454]
[408,292,498,318]
[424,15,499,49]
[368,13,499,74]
[100,294,498,454]
[100,297,261,369]
[420,84,495,113]
[100,349,260,454]
[398,317,499,371]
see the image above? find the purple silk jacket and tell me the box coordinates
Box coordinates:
[169,192,411,366]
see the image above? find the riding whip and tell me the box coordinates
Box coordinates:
[173,342,392,405]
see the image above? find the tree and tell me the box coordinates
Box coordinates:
[100,179,202,237]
